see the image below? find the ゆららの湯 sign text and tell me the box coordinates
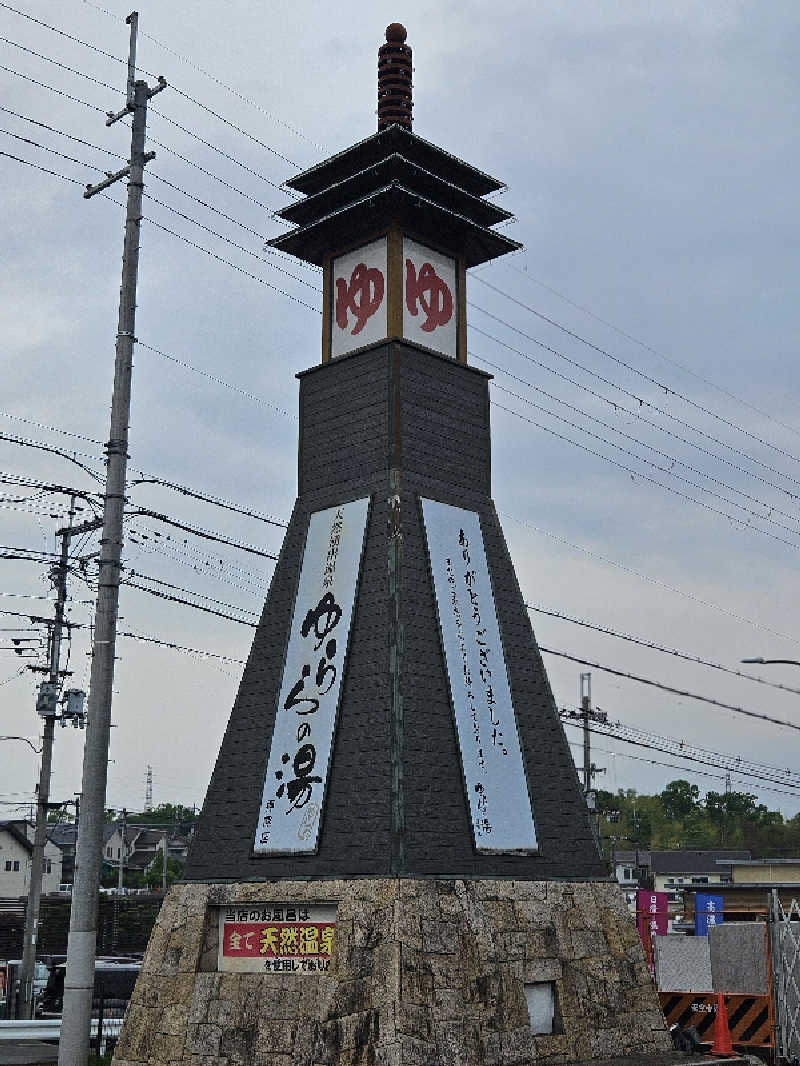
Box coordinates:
[254,499,369,854]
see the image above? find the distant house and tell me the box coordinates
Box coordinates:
[649,849,750,905]
[612,849,650,888]
[689,856,800,916]
[0,820,62,896]
[102,822,190,877]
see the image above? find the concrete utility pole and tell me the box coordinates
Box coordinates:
[58,14,165,1066]
[16,501,74,1018]
[117,808,127,894]
[580,672,592,795]
[161,831,168,895]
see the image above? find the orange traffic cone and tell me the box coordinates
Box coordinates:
[711,992,734,1057]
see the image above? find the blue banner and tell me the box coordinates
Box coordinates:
[694,892,724,935]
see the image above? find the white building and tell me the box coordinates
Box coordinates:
[0,820,62,896]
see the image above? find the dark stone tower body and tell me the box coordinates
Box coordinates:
[114,27,672,1066]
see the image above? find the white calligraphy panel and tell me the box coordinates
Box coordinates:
[421,498,537,853]
[254,498,370,854]
[403,237,457,358]
[331,238,387,359]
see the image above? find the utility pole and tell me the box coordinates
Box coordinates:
[15,499,74,1018]
[580,672,591,795]
[58,15,165,1066]
[116,808,127,894]
[161,831,168,895]
[562,674,606,807]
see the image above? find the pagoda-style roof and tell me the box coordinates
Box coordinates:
[285,123,504,198]
[277,154,512,230]
[271,123,521,268]
[270,181,520,268]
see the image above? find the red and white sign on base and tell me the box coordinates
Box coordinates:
[403,237,457,358]
[218,903,336,974]
[331,237,387,359]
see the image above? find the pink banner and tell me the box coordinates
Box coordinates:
[637,889,668,968]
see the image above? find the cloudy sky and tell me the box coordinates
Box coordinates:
[1,0,799,831]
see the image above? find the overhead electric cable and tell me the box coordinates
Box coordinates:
[141,217,320,312]
[470,321,800,492]
[130,474,288,527]
[130,508,278,560]
[0,62,106,112]
[474,274,800,465]
[474,350,800,502]
[125,580,257,626]
[541,647,800,733]
[141,189,318,290]
[481,357,800,522]
[0,33,117,92]
[118,629,245,665]
[136,340,297,417]
[559,710,800,788]
[528,604,800,697]
[148,107,292,197]
[506,261,800,443]
[493,383,800,541]
[494,401,800,553]
[565,740,800,798]
[125,569,258,618]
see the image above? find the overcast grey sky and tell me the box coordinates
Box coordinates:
[1,0,799,826]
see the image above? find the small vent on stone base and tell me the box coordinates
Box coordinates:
[525,981,558,1035]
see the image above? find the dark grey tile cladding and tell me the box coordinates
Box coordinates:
[183,342,606,883]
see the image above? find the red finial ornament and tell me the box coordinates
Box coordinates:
[378,23,412,131]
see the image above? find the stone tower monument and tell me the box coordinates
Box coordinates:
[114,25,672,1066]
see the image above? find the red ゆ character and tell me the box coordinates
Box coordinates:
[335,263,384,336]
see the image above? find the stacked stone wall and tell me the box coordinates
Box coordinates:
[114,878,671,1066]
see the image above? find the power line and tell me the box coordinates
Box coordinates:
[77,0,323,149]
[0,32,117,92]
[470,320,800,493]
[125,580,256,626]
[130,474,287,528]
[565,740,800,799]
[141,216,320,312]
[0,1,124,66]
[484,359,800,523]
[528,604,800,697]
[541,646,800,733]
[125,569,259,618]
[0,61,106,112]
[506,511,799,646]
[472,275,800,467]
[475,349,800,503]
[118,629,245,665]
[494,400,800,553]
[493,383,800,542]
[560,710,800,789]
[129,508,279,560]
[140,187,318,291]
[506,261,800,444]
[148,106,292,197]
[135,340,297,417]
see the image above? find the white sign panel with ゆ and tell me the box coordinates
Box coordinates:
[254,498,370,854]
[421,498,537,853]
[403,237,457,358]
[331,238,387,359]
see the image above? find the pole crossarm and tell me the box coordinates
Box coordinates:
[83,152,155,199]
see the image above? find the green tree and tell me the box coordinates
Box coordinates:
[661,779,700,820]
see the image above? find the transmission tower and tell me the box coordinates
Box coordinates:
[145,764,153,812]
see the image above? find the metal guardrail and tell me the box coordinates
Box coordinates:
[0,1017,123,1053]
[0,1019,62,1041]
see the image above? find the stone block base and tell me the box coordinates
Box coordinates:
[112,878,672,1066]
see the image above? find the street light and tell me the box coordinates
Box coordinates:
[741,657,800,667]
